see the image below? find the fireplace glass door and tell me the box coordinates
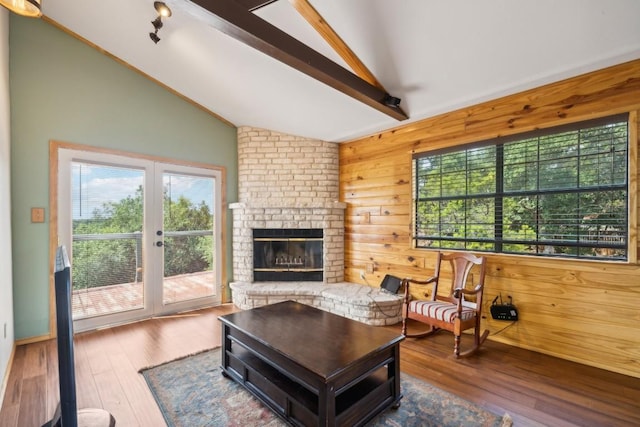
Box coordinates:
[253,229,323,281]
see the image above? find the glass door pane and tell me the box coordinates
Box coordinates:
[161,171,217,306]
[59,149,222,330]
[70,162,146,319]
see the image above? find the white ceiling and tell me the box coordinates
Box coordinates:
[42,0,640,142]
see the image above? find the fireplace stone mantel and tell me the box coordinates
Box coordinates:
[230,201,347,210]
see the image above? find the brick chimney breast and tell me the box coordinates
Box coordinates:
[231,127,345,283]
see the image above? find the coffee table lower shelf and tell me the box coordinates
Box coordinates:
[222,339,401,427]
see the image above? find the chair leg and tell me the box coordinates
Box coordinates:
[401,298,410,336]
[456,328,490,358]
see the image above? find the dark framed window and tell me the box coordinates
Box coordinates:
[413,114,629,260]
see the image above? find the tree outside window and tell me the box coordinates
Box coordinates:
[414,115,628,260]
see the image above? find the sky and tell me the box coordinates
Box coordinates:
[71,162,214,220]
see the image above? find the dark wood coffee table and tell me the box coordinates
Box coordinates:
[219,300,404,427]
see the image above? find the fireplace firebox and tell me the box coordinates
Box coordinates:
[253,229,323,282]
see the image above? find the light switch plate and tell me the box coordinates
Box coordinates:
[31,207,45,223]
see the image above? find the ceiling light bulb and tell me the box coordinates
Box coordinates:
[0,0,41,17]
[154,1,171,18]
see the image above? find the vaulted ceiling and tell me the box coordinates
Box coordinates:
[42,0,640,142]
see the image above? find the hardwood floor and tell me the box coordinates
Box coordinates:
[1,304,639,426]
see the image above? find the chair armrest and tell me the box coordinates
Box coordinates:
[453,283,483,299]
[453,284,484,313]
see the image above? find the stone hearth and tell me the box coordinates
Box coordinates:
[230,281,403,326]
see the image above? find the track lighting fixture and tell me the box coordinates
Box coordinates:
[383,94,401,108]
[0,0,41,17]
[149,1,172,44]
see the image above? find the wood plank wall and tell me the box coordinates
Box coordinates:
[339,59,640,378]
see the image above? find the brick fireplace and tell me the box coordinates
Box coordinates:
[230,127,346,284]
[229,127,403,326]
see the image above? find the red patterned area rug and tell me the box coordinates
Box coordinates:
[140,348,513,427]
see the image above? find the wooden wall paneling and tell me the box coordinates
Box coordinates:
[491,318,637,375]
[346,213,411,228]
[486,281,639,320]
[341,196,411,212]
[346,219,411,234]
[345,249,425,270]
[344,257,431,285]
[462,68,640,131]
[344,235,411,250]
[346,209,411,224]
[342,184,410,201]
[346,241,418,256]
[341,161,412,181]
[342,183,411,201]
[339,58,640,378]
[350,110,468,148]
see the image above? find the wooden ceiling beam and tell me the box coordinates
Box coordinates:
[288,0,382,90]
[288,0,407,119]
[232,0,278,12]
[190,0,408,121]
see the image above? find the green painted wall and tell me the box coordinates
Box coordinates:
[9,16,238,340]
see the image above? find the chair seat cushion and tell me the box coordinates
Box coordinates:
[408,300,475,323]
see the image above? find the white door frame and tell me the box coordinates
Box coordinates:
[56,146,223,332]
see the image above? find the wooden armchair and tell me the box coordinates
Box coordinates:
[401,252,489,358]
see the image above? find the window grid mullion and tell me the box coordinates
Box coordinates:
[465,151,468,248]
[535,135,541,249]
[412,116,628,260]
[495,144,504,253]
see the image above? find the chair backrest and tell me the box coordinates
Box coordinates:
[437,252,486,309]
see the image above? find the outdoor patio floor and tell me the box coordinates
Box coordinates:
[71,271,216,318]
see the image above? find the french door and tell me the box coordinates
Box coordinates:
[57,148,222,332]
